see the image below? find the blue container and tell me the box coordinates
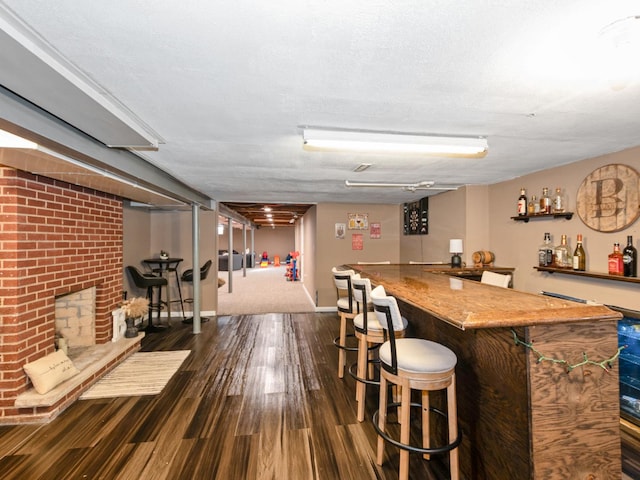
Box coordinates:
[615,307,640,423]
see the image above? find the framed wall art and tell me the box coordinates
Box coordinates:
[352,233,363,250]
[370,222,381,239]
[576,163,640,232]
[348,213,369,230]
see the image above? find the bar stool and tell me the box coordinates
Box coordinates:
[126,266,169,333]
[181,259,212,324]
[371,285,461,480]
[331,267,360,378]
[350,277,402,422]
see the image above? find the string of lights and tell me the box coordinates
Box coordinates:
[511,329,627,373]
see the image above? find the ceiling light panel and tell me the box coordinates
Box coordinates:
[303,128,488,156]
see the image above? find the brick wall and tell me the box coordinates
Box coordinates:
[0,166,123,421]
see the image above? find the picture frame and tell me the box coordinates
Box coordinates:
[348,213,369,230]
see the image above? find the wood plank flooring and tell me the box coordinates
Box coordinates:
[0,313,448,480]
[0,312,638,479]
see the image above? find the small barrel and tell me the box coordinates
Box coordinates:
[472,250,495,265]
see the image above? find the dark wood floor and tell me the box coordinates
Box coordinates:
[0,313,450,480]
[0,312,638,479]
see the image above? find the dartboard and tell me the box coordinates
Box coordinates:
[409,208,420,232]
[404,198,429,235]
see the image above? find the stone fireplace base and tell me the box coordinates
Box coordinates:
[13,335,143,424]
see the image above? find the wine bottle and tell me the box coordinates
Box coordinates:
[517,188,527,216]
[554,234,570,268]
[572,234,586,271]
[538,232,553,267]
[539,187,551,214]
[608,243,624,276]
[623,235,637,277]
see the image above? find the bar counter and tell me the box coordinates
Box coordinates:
[349,263,623,480]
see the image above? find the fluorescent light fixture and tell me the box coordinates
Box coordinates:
[0,128,38,148]
[302,128,488,156]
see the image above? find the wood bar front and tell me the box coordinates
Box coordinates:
[349,264,623,480]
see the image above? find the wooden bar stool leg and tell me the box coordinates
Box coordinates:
[376,374,388,465]
[399,379,411,480]
[422,390,431,460]
[368,344,375,379]
[448,375,460,480]
[356,334,368,421]
[338,312,347,378]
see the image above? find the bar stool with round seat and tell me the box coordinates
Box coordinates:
[126,266,169,333]
[350,276,403,422]
[371,285,461,480]
[180,259,212,324]
[331,267,360,378]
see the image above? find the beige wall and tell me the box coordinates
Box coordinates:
[123,206,152,298]
[254,227,295,261]
[218,224,294,261]
[401,148,640,311]
[490,148,640,311]
[400,185,492,264]
[314,202,402,308]
[400,187,468,263]
[124,205,220,315]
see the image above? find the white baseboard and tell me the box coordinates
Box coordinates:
[315,306,337,313]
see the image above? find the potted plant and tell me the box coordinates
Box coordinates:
[122,297,149,338]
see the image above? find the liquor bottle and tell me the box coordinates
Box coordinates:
[517,188,527,216]
[608,243,624,276]
[554,234,571,268]
[538,232,553,267]
[572,234,586,271]
[623,235,637,277]
[552,187,565,213]
[528,195,537,215]
[539,187,551,214]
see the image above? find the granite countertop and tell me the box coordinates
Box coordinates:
[348,264,622,330]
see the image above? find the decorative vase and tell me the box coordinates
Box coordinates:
[125,317,139,338]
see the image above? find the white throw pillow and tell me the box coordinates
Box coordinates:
[23,349,80,394]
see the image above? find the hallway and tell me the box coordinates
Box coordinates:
[216,265,315,315]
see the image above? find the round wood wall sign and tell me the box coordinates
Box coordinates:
[576,163,640,232]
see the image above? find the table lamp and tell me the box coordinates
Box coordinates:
[450,239,463,268]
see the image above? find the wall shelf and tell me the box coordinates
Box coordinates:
[511,212,573,223]
[534,266,640,284]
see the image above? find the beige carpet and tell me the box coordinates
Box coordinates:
[217,265,315,316]
[79,350,190,399]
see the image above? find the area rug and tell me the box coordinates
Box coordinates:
[79,350,190,399]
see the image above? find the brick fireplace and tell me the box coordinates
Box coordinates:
[0,166,126,423]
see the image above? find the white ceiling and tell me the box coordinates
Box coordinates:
[2,1,640,206]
